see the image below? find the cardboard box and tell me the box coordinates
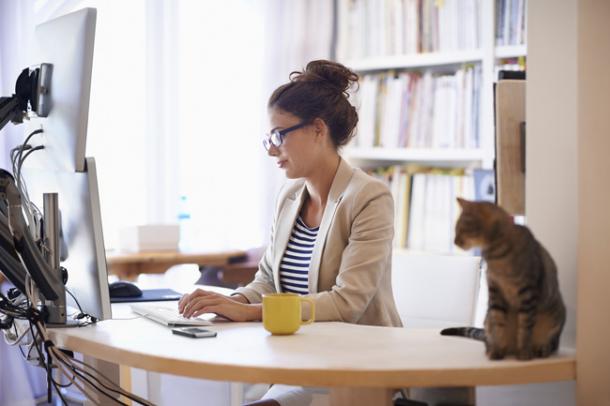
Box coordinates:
[119,224,180,252]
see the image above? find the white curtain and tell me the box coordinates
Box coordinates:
[0,2,65,403]
[259,0,335,238]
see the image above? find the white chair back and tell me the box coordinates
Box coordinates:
[391,252,482,328]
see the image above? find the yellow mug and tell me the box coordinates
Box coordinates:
[262,293,315,335]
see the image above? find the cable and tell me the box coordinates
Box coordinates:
[16,145,44,223]
[65,286,98,325]
[11,128,43,228]
[67,363,129,406]
[34,320,154,406]
[52,354,100,404]
[65,287,83,312]
[18,145,44,169]
[33,322,110,405]
[49,343,128,405]
[52,347,154,406]
[2,319,30,345]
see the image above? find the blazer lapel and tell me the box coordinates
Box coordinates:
[272,183,307,292]
[308,159,354,293]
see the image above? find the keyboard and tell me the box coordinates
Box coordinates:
[130,303,214,327]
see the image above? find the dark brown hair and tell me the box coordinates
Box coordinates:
[268,60,359,148]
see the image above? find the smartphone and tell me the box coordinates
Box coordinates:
[171,327,217,338]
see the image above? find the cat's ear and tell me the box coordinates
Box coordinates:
[457,197,469,208]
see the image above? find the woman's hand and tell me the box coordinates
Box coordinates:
[178,289,261,322]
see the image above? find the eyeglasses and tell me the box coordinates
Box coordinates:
[262,121,310,151]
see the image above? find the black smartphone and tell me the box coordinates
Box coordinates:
[171,327,217,338]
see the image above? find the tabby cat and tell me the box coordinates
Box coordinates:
[441,198,566,360]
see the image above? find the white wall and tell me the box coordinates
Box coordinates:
[0,0,35,167]
[527,0,579,351]
[576,1,610,404]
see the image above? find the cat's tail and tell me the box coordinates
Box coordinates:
[440,327,485,341]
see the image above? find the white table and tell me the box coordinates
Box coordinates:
[49,302,575,406]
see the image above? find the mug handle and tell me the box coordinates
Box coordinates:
[300,297,315,325]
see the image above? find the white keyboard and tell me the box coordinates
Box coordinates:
[130,303,214,327]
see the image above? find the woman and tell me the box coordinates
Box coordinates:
[179,60,402,405]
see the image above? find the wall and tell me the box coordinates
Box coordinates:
[576,0,610,404]
[527,0,578,351]
[0,0,34,167]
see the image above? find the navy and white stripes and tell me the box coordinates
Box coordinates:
[279,217,319,294]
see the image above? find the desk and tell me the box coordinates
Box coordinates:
[49,306,575,406]
[106,250,246,281]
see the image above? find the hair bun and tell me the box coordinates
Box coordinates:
[291,60,358,95]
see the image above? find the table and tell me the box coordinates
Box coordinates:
[48,305,576,406]
[106,250,247,281]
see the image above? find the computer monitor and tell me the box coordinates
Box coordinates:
[0,7,111,322]
[28,8,96,173]
[21,158,111,321]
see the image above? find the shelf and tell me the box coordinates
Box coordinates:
[495,44,527,59]
[344,50,484,72]
[344,147,487,167]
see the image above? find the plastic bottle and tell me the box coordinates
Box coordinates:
[177,195,194,252]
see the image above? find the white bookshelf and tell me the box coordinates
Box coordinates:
[345,147,486,167]
[345,50,484,72]
[336,0,526,255]
[495,44,527,58]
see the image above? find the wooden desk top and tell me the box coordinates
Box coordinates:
[106,250,246,265]
[105,250,247,280]
[48,307,575,389]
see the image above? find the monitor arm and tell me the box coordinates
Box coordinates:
[0,64,51,134]
[0,96,20,131]
[0,170,62,301]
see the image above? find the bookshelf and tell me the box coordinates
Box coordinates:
[345,147,486,167]
[335,0,527,255]
[495,44,527,58]
[345,50,484,71]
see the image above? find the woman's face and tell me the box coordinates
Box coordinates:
[266,108,320,179]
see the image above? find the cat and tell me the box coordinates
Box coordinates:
[441,198,566,360]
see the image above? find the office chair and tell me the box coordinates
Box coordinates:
[391,252,482,406]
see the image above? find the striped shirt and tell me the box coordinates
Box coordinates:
[279,216,319,294]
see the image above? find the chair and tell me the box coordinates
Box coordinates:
[391,252,482,329]
[197,246,264,289]
[391,252,482,406]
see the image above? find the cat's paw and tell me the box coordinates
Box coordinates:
[533,345,554,358]
[516,348,534,360]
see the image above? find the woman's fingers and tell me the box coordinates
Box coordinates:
[180,291,249,320]
[191,305,221,319]
[183,296,221,318]
[178,293,192,313]
[179,289,217,314]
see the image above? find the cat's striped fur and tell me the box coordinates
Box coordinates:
[441,198,566,360]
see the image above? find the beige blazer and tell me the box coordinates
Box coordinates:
[236,159,402,327]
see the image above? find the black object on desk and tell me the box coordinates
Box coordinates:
[109,281,182,303]
[109,281,142,298]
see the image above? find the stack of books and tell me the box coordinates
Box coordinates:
[369,165,475,254]
[337,0,480,60]
[355,66,481,149]
[495,0,527,46]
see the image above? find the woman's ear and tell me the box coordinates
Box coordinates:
[312,117,328,137]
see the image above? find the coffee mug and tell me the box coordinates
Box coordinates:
[262,293,315,335]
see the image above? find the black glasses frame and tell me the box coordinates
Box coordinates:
[263,121,310,150]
